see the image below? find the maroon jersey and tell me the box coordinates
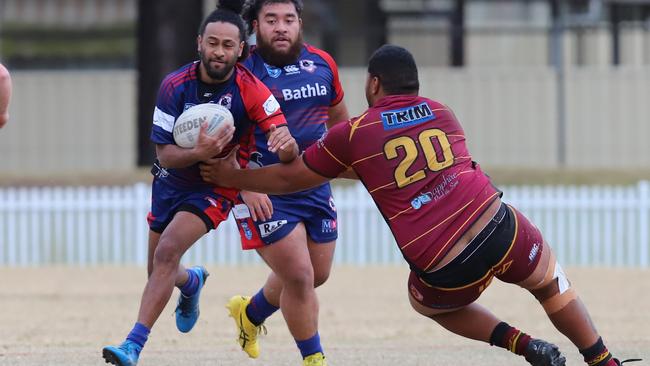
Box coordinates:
[303,95,500,271]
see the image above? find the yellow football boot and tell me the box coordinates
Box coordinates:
[303,352,327,366]
[226,295,265,358]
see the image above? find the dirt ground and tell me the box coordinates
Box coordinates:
[0,266,648,366]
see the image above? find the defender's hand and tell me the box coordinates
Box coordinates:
[199,146,240,186]
[240,191,273,221]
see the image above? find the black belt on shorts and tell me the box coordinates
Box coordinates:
[410,202,508,284]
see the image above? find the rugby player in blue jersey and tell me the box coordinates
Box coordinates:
[101,1,298,365]
[216,1,349,365]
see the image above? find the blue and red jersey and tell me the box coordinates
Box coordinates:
[151,62,286,190]
[241,44,344,174]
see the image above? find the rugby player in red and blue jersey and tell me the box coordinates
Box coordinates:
[101,2,298,365]
[217,1,348,365]
[201,45,640,366]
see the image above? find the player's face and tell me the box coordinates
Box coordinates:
[254,2,303,66]
[197,21,243,83]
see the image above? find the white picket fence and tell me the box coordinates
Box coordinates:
[0,182,649,267]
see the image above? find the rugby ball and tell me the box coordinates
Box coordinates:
[173,103,235,148]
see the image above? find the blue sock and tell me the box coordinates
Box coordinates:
[246,288,280,326]
[295,332,323,359]
[126,322,150,350]
[179,268,199,297]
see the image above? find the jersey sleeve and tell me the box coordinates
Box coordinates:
[150,74,182,145]
[302,120,352,178]
[237,65,287,134]
[307,45,344,107]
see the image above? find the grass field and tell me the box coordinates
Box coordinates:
[0,266,648,365]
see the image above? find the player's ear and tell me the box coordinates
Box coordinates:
[252,19,259,34]
[238,41,245,57]
[196,35,202,52]
[370,75,381,95]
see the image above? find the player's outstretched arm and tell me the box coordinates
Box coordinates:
[200,147,328,194]
[0,63,12,129]
[157,123,235,168]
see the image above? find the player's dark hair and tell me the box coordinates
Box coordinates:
[199,0,249,61]
[368,45,419,95]
[242,0,303,31]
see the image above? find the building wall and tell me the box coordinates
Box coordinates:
[3,67,650,176]
[0,71,136,175]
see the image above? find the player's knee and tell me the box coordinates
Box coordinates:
[153,239,182,268]
[529,265,577,315]
[282,263,314,290]
[313,266,331,288]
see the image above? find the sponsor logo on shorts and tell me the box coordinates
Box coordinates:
[264,63,281,78]
[232,204,251,219]
[241,221,253,240]
[409,283,424,302]
[205,197,218,208]
[328,196,336,211]
[529,242,541,263]
[183,103,196,111]
[259,219,288,238]
[322,219,337,233]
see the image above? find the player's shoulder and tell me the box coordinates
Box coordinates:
[161,61,198,88]
[304,43,335,64]
[235,63,264,87]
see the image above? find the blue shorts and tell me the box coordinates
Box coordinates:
[147,177,238,234]
[234,184,338,249]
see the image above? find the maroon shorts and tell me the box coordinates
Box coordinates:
[408,204,545,309]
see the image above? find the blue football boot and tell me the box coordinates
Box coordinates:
[175,266,210,333]
[102,340,141,366]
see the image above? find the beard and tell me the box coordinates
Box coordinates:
[200,50,237,81]
[255,31,303,67]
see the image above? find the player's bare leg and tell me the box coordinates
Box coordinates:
[136,212,206,328]
[228,223,327,360]
[519,244,637,365]
[103,212,208,365]
[147,227,209,333]
[147,231,188,283]
[261,238,335,306]
[410,293,566,366]
[260,223,322,341]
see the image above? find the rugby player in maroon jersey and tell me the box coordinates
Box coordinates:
[200,45,643,366]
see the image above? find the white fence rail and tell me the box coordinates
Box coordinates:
[1,182,649,267]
